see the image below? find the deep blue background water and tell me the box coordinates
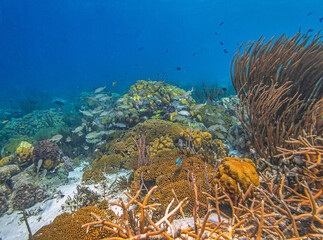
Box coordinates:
[0,0,322,108]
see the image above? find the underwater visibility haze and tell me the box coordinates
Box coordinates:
[0,0,322,240]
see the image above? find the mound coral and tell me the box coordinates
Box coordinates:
[213,157,259,196]
[33,140,60,171]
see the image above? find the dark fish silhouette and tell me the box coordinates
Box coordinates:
[224,49,229,53]
[222,87,227,91]
[192,53,196,56]
[214,32,218,35]
[176,67,181,71]
[165,49,168,53]
[137,47,144,51]
[307,12,313,16]
[220,42,224,45]
[53,100,65,106]
[299,26,301,32]
[308,28,314,32]
[320,17,323,22]
[219,21,224,26]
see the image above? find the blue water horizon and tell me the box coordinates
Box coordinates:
[0,0,321,109]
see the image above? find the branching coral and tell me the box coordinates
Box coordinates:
[231,31,323,161]
[82,186,188,239]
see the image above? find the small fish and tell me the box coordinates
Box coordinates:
[219,21,224,26]
[307,12,313,16]
[94,86,106,94]
[79,110,93,117]
[222,87,227,91]
[1,120,8,124]
[176,157,183,166]
[191,102,207,110]
[220,42,224,45]
[176,67,181,71]
[214,32,218,35]
[298,26,301,33]
[224,49,229,53]
[20,126,25,128]
[165,49,168,53]
[137,47,144,51]
[308,28,314,32]
[112,82,116,87]
[320,17,323,23]
[72,126,84,133]
[53,100,65,106]
[192,53,196,56]
[94,148,100,152]
[183,87,194,97]
[178,110,191,116]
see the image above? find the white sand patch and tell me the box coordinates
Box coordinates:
[0,167,132,240]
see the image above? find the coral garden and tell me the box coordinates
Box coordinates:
[0,31,322,240]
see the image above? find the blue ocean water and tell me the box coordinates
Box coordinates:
[0,0,321,107]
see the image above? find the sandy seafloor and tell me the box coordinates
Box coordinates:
[0,167,132,240]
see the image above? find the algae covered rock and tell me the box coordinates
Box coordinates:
[10,183,48,210]
[82,169,105,184]
[214,157,259,196]
[92,154,125,173]
[0,164,20,184]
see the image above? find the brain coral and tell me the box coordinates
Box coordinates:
[214,157,259,196]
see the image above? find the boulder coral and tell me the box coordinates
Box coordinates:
[214,157,259,196]
[33,140,60,171]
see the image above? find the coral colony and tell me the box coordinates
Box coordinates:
[0,32,322,239]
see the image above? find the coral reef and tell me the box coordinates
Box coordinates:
[33,140,60,171]
[0,164,20,184]
[0,109,66,144]
[10,183,48,210]
[82,169,105,184]
[92,154,125,173]
[34,206,116,240]
[14,141,34,166]
[62,185,100,213]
